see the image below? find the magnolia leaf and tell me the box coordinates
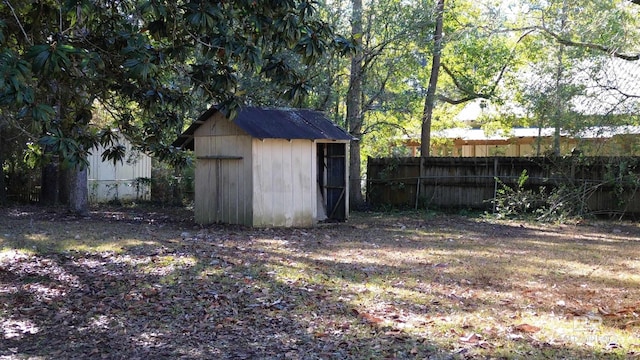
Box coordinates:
[31,104,55,122]
[27,45,52,73]
[101,144,127,166]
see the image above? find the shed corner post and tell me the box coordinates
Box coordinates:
[344,141,350,220]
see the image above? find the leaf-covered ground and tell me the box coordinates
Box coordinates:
[1,205,639,359]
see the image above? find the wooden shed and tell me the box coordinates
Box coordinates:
[173,106,352,227]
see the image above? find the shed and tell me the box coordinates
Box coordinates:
[88,135,151,203]
[173,106,353,227]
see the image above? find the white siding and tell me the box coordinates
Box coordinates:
[252,139,315,227]
[88,138,151,203]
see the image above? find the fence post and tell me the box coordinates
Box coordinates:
[493,157,498,213]
[415,156,423,209]
[415,177,421,210]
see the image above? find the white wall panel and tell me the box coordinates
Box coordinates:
[88,137,151,203]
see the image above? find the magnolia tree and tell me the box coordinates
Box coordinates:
[0,0,350,213]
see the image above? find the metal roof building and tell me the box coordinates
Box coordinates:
[174,106,352,227]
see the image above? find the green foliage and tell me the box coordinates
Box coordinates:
[492,157,640,222]
[150,158,194,205]
[100,144,127,166]
[26,43,77,75]
[0,0,349,172]
[23,143,43,169]
[604,158,640,209]
[493,170,539,219]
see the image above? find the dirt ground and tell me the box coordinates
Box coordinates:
[1,205,639,359]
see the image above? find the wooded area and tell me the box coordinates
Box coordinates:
[1,0,640,213]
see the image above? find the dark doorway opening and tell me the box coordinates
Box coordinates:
[317,143,347,221]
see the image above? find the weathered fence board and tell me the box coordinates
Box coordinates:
[367,156,640,215]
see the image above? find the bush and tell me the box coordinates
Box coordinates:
[151,159,194,205]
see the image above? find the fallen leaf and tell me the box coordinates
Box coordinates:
[598,307,613,316]
[617,306,638,315]
[360,312,384,325]
[513,323,541,333]
[624,320,640,329]
[459,333,482,343]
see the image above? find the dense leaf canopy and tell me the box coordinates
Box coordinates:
[0,0,350,166]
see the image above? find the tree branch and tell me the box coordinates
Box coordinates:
[363,70,391,111]
[438,29,535,105]
[541,27,640,61]
[361,120,410,137]
[5,0,33,45]
[438,94,489,105]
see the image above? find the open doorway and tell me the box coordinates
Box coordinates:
[317,143,347,222]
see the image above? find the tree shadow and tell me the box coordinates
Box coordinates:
[0,207,638,359]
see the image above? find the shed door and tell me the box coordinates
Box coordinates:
[317,143,347,221]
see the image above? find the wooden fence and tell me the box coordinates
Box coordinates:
[366,156,640,215]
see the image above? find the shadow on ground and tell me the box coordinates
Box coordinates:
[1,206,639,359]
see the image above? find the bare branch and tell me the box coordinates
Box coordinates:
[541,27,640,61]
[361,120,410,136]
[4,0,33,45]
[438,29,535,105]
[595,84,640,99]
[438,94,489,105]
[362,70,391,111]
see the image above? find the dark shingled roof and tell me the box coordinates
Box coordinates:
[172,107,353,150]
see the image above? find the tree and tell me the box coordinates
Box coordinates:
[311,0,435,206]
[0,122,7,205]
[419,0,444,157]
[346,0,364,208]
[507,0,640,155]
[0,0,347,213]
[417,0,532,156]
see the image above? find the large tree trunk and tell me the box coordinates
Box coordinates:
[40,154,60,205]
[420,0,445,157]
[58,166,71,205]
[68,165,89,216]
[347,0,364,209]
[553,46,564,157]
[0,125,7,205]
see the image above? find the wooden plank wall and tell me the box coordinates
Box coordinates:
[367,156,640,214]
[194,114,253,225]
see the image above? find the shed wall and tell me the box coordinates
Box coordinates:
[194,114,253,225]
[252,139,316,227]
[88,139,151,203]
